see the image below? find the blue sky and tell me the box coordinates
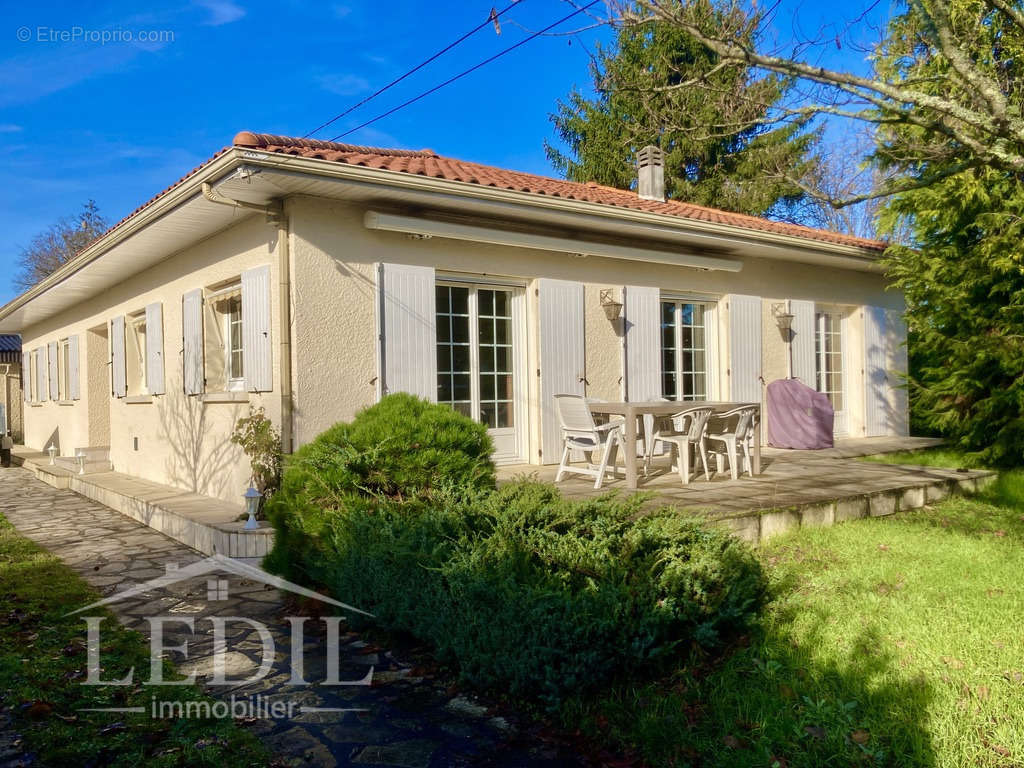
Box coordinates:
[0,0,891,306]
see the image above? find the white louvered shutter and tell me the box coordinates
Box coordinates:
[22,352,29,402]
[68,335,80,400]
[863,305,888,436]
[624,286,661,401]
[538,278,586,463]
[887,309,909,436]
[111,316,126,398]
[376,263,437,400]
[48,341,58,400]
[35,347,46,402]
[242,265,273,392]
[728,294,762,402]
[145,302,165,395]
[789,299,815,384]
[182,290,204,395]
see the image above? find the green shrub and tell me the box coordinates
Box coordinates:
[265,396,765,706]
[264,393,495,580]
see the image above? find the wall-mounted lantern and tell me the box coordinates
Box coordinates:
[243,486,262,530]
[599,289,623,321]
[772,302,796,378]
[772,302,795,335]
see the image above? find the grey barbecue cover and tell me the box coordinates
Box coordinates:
[766,378,834,449]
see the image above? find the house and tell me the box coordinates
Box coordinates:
[0,132,908,505]
[0,334,23,443]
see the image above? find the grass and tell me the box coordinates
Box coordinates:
[859,448,991,470]
[0,511,268,767]
[566,454,1024,767]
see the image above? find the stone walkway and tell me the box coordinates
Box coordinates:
[0,468,590,768]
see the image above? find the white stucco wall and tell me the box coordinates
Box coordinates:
[289,196,902,461]
[20,216,283,504]
[19,191,906,497]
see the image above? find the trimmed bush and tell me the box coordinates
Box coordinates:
[265,397,765,706]
[264,393,495,580]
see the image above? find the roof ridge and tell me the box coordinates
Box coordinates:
[233,131,437,158]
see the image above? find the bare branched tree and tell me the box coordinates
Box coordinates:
[14,201,108,291]
[603,0,1024,208]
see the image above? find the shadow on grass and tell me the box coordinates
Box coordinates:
[567,574,937,767]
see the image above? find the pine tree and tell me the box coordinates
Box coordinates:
[546,0,817,219]
[878,1,1024,465]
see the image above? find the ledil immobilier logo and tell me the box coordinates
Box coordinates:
[67,554,374,719]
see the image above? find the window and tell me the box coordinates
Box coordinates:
[204,284,244,392]
[815,311,843,412]
[435,283,518,437]
[58,338,71,401]
[226,294,244,389]
[126,311,147,396]
[660,300,713,400]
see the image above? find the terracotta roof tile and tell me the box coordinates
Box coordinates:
[74,131,886,268]
[233,131,886,252]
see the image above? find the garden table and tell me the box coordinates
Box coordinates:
[587,400,761,490]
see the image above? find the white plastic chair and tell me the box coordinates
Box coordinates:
[640,397,671,469]
[554,394,623,489]
[644,406,715,485]
[706,406,759,480]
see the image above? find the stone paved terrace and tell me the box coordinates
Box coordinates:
[497,437,996,544]
[11,446,273,558]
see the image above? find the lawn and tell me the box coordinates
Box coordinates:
[568,454,1024,767]
[0,511,267,767]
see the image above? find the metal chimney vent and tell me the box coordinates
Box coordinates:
[636,145,665,202]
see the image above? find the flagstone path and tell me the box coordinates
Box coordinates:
[0,468,590,768]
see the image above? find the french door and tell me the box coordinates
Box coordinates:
[815,310,848,435]
[660,300,714,401]
[435,282,525,462]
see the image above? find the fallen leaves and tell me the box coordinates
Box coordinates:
[850,729,871,744]
[941,656,965,670]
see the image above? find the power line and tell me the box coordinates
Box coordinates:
[304,1,525,140]
[330,0,601,142]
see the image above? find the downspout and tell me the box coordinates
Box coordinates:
[200,183,294,453]
[277,213,293,454]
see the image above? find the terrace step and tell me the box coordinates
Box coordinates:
[54,457,113,475]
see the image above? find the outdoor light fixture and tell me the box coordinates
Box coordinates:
[599,288,623,321]
[244,486,262,530]
[75,450,86,475]
[772,302,796,378]
[47,443,56,465]
[772,302,795,334]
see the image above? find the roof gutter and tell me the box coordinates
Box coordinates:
[0,151,242,324]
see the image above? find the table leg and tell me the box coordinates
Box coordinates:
[624,407,638,490]
[753,411,762,475]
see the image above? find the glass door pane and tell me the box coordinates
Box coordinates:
[660,301,677,399]
[436,285,472,418]
[478,289,514,429]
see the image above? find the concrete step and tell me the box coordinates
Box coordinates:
[54,457,113,475]
[72,446,110,463]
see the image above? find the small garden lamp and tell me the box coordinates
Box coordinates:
[75,449,86,475]
[47,443,56,465]
[243,486,262,530]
